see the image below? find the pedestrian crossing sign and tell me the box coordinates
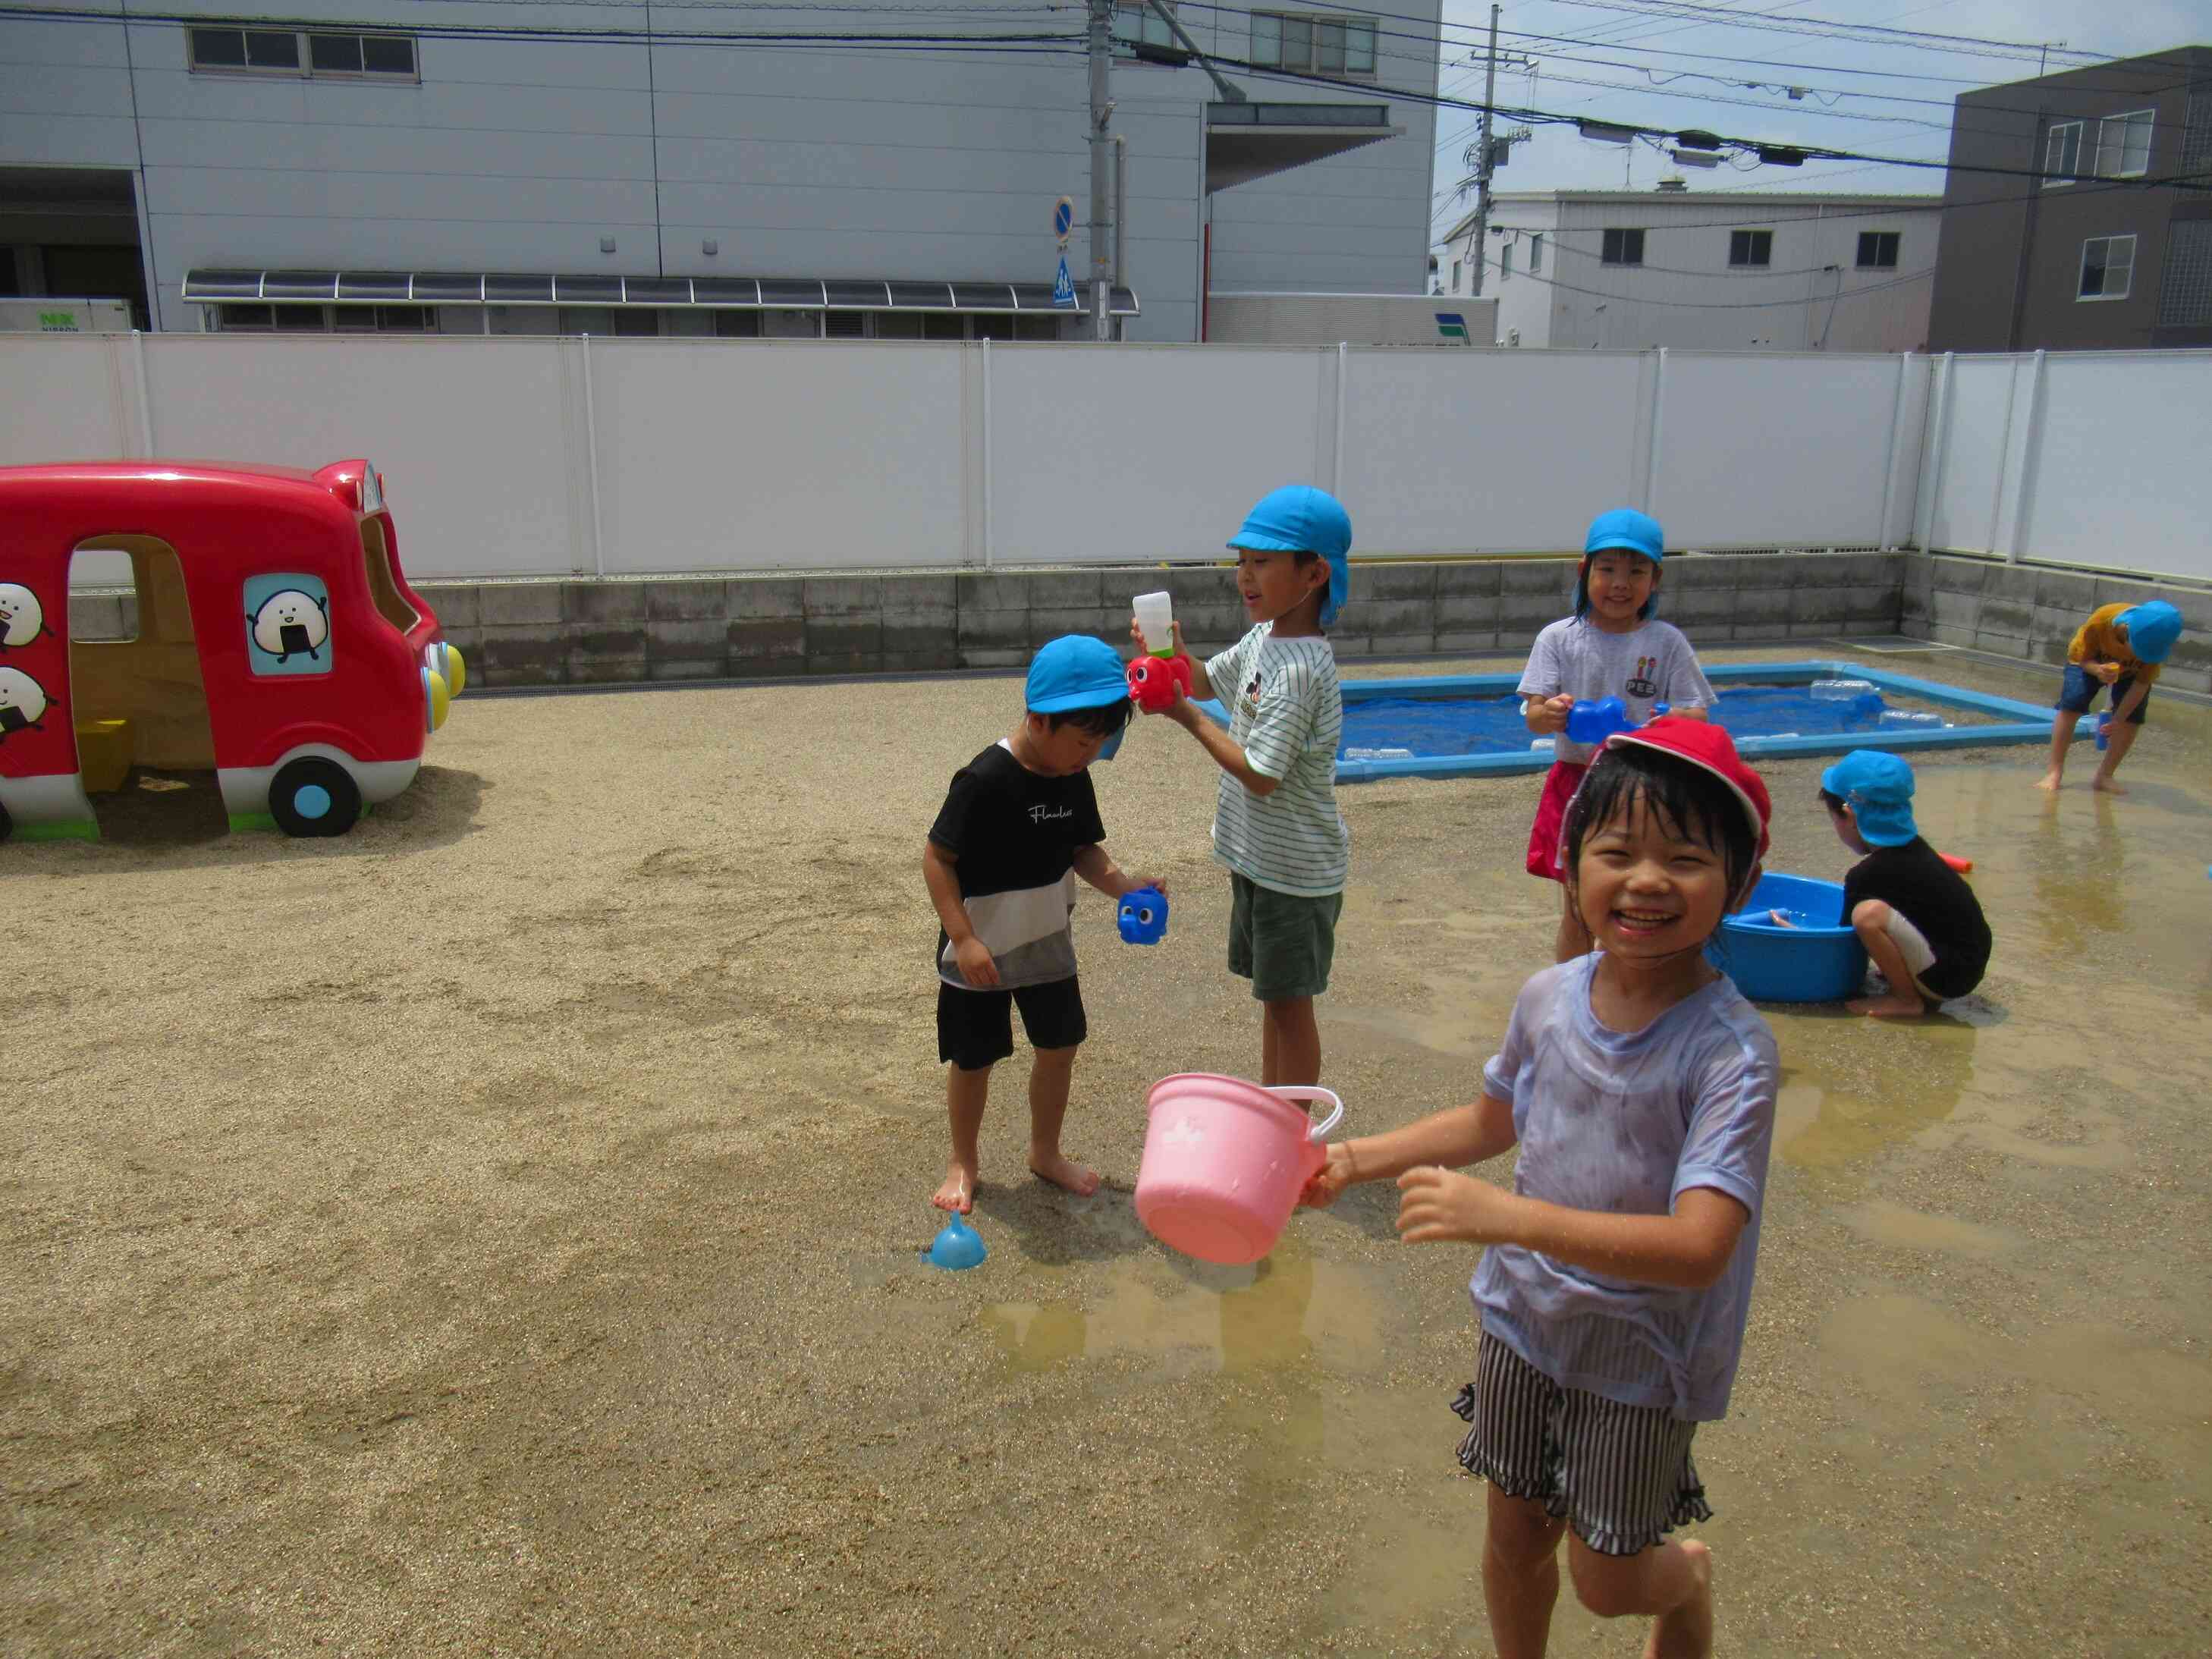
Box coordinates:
[1053,256,1077,309]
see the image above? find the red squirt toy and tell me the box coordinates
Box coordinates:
[1126,651,1192,712]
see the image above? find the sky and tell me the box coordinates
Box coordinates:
[1425,0,2207,241]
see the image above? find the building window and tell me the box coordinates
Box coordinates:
[2078,234,2136,301]
[1450,258,1462,290]
[1728,228,1773,268]
[190,26,416,79]
[823,310,866,338]
[1528,233,1543,273]
[2094,109,2153,179]
[715,310,762,338]
[609,309,658,337]
[922,313,965,341]
[1856,231,1900,269]
[1601,228,1645,266]
[332,305,435,333]
[2044,120,2084,187]
[1251,12,1378,75]
[2157,221,2212,328]
[1114,2,1177,56]
[1499,244,1511,280]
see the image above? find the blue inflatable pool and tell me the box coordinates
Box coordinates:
[1709,873,1868,1003]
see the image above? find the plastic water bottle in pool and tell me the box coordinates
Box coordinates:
[1810,678,1877,701]
[1878,709,1944,728]
[2095,712,2110,751]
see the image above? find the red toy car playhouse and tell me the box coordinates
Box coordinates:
[0,459,463,841]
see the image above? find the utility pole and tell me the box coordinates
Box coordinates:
[1087,0,1114,341]
[1468,5,1507,297]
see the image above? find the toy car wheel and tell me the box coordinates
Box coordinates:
[269,757,362,837]
[0,800,11,843]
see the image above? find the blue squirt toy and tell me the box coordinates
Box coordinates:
[2094,712,2110,752]
[1117,884,1169,945]
[1565,696,1670,746]
[925,1209,988,1271]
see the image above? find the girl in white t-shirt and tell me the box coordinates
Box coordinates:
[1519,508,1717,960]
[1300,719,1779,1659]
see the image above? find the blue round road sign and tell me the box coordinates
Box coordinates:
[1053,197,1075,239]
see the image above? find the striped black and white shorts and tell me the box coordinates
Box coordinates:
[1452,1333,1714,1558]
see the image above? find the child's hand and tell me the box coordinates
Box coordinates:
[1769,910,1796,928]
[952,935,999,989]
[1395,1166,1518,1246]
[1297,1142,1357,1208]
[1526,694,1573,735]
[1128,616,1189,657]
[1119,874,1169,898]
[2094,661,2121,685]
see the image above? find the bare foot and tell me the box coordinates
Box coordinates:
[1028,1149,1101,1198]
[2091,775,2127,795]
[2034,770,2063,792]
[932,1163,977,1213]
[1847,992,1927,1018]
[1644,1538,1712,1659]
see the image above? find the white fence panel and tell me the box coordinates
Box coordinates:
[1338,349,1645,554]
[1923,355,2019,556]
[2019,353,2212,583]
[589,338,971,573]
[5,333,2208,581]
[143,334,582,580]
[989,344,1326,564]
[1,333,135,464]
[1654,353,1919,549]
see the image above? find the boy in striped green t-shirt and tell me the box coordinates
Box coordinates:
[1142,485,1351,1089]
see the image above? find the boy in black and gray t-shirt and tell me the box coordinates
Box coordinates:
[922,635,1161,1214]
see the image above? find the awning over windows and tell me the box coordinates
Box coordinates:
[1206,102,1403,193]
[181,269,1139,316]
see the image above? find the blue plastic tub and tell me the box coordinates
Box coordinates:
[1708,873,1867,1003]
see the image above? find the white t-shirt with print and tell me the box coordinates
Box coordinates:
[1203,623,1348,898]
[1518,617,1715,765]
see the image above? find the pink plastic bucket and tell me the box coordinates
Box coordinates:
[1134,1073,1346,1265]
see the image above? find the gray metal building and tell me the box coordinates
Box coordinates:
[0,2,1441,342]
[1925,45,2212,352]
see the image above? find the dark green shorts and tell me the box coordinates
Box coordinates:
[1227,872,1343,1001]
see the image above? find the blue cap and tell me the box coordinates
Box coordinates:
[1228,485,1352,626]
[2116,599,2182,665]
[1821,749,1918,847]
[1584,507,1664,563]
[1026,634,1129,714]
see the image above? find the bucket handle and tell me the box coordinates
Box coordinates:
[1265,1085,1344,1142]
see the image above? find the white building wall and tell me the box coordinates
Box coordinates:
[1438,192,1937,352]
[2,2,1436,342]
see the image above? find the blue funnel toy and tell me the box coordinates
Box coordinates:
[925,1209,988,1271]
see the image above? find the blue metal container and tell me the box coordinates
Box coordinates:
[1708,873,1868,1003]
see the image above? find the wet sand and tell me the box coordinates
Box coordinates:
[6,642,2210,1656]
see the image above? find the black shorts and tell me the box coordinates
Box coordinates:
[936,975,1087,1070]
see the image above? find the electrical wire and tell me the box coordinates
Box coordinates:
[1463,244,1931,306]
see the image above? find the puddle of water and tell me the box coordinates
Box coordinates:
[982,1240,1382,1381]
[1836,1199,2022,1259]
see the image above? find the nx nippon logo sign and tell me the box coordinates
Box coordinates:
[1434,312,1469,343]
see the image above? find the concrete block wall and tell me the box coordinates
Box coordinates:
[61,550,1908,683]
[1900,553,2212,696]
[409,551,1906,690]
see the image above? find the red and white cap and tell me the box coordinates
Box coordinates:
[1600,715,1771,859]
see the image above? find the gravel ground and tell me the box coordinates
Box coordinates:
[5,640,2210,1657]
